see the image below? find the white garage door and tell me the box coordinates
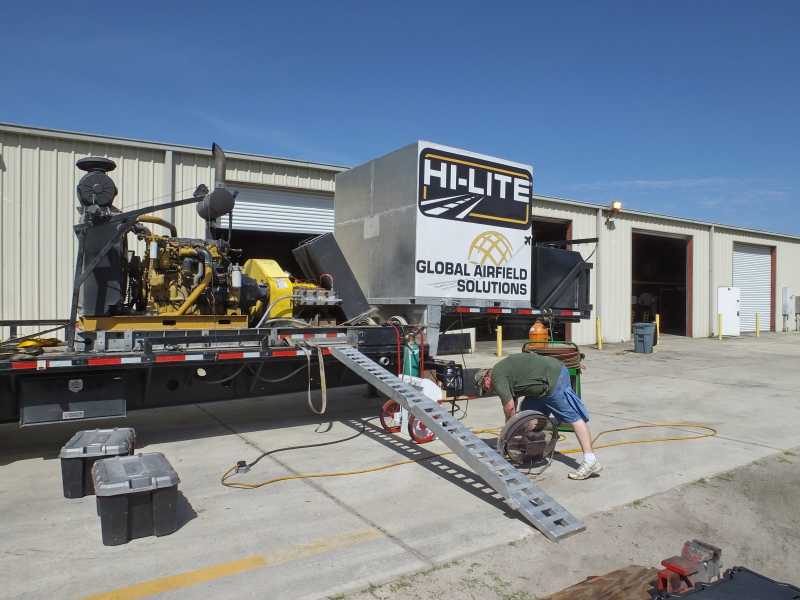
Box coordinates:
[732,243,772,332]
[227,185,334,233]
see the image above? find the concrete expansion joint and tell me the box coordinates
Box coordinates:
[192,404,436,567]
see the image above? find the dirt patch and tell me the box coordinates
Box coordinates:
[341,449,800,600]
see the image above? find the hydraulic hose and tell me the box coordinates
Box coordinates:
[137,215,177,237]
[168,246,213,316]
[170,265,212,315]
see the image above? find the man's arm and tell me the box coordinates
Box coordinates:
[492,374,517,421]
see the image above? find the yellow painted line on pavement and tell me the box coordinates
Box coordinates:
[82,528,383,600]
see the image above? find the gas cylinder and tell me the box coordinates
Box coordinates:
[528,320,549,346]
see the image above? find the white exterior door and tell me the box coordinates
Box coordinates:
[717,287,741,336]
[732,243,772,332]
[226,185,334,233]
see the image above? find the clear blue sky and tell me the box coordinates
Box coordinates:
[3,2,798,233]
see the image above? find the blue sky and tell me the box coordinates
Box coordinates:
[2,2,798,233]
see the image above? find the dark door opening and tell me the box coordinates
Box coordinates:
[532,219,570,244]
[631,232,690,336]
[226,229,319,278]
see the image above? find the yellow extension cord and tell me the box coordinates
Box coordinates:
[221,422,718,490]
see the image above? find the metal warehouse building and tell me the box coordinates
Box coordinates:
[1,122,798,346]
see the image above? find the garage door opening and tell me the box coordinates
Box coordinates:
[632,232,692,336]
[532,219,570,244]
[225,229,317,278]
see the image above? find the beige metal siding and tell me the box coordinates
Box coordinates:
[226,158,337,193]
[172,152,213,240]
[0,131,165,338]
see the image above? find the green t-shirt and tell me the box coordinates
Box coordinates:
[490,352,563,404]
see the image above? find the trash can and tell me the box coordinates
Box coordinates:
[59,428,136,498]
[633,322,656,354]
[93,452,180,546]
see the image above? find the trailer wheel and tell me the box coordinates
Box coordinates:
[379,400,401,433]
[408,415,436,444]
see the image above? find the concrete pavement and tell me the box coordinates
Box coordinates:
[0,333,798,599]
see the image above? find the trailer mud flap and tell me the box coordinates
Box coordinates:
[19,372,127,425]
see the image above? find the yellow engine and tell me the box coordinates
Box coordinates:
[80,214,339,332]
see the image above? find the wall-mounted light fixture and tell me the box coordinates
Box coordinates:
[605,199,623,229]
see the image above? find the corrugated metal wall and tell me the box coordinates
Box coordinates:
[0,130,166,338]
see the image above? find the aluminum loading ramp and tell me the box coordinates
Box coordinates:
[328,344,585,541]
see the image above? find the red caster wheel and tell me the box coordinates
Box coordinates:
[408,415,436,444]
[379,400,402,433]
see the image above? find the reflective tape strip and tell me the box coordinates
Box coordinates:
[88,357,122,366]
[155,355,186,363]
[280,332,346,341]
[272,350,300,357]
[185,354,204,361]
[121,357,142,364]
[48,360,73,368]
[37,360,48,370]
[11,361,37,370]
[219,351,268,360]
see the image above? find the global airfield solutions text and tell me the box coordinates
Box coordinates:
[415,260,528,295]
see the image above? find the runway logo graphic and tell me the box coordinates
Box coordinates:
[467,231,513,267]
[418,147,532,230]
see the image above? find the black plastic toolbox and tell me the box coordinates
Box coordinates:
[92,452,180,546]
[59,428,135,498]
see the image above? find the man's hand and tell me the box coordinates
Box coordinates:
[503,400,516,422]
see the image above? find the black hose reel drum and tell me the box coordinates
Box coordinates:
[497,410,559,469]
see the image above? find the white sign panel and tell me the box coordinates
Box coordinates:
[414,142,533,302]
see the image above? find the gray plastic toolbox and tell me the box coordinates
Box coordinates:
[59,428,135,498]
[92,452,180,546]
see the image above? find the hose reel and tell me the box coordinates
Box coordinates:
[497,410,559,469]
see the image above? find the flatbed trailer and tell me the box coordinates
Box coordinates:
[0,324,414,426]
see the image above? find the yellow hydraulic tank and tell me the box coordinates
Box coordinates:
[242,259,293,320]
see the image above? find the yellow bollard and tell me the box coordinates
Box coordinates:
[755,312,760,337]
[717,313,723,340]
[655,314,661,344]
[596,317,603,350]
[496,325,503,357]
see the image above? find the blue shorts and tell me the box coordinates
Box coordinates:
[519,366,589,424]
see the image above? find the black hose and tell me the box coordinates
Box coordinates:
[197,363,248,385]
[253,363,307,384]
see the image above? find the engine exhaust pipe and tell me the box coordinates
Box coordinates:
[212,142,226,189]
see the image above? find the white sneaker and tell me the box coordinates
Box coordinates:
[568,459,603,480]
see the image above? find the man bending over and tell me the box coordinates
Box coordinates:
[474,352,602,480]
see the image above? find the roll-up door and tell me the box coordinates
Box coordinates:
[227,185,334,233]
[732,243,772,332]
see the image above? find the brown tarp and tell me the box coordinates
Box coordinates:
[542,566,659,600]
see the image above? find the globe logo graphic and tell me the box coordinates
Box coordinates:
[468,231,514,266]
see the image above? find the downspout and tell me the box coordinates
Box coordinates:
[595,207,603,348]
[709,224,715,336]
[164,150,175,226]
